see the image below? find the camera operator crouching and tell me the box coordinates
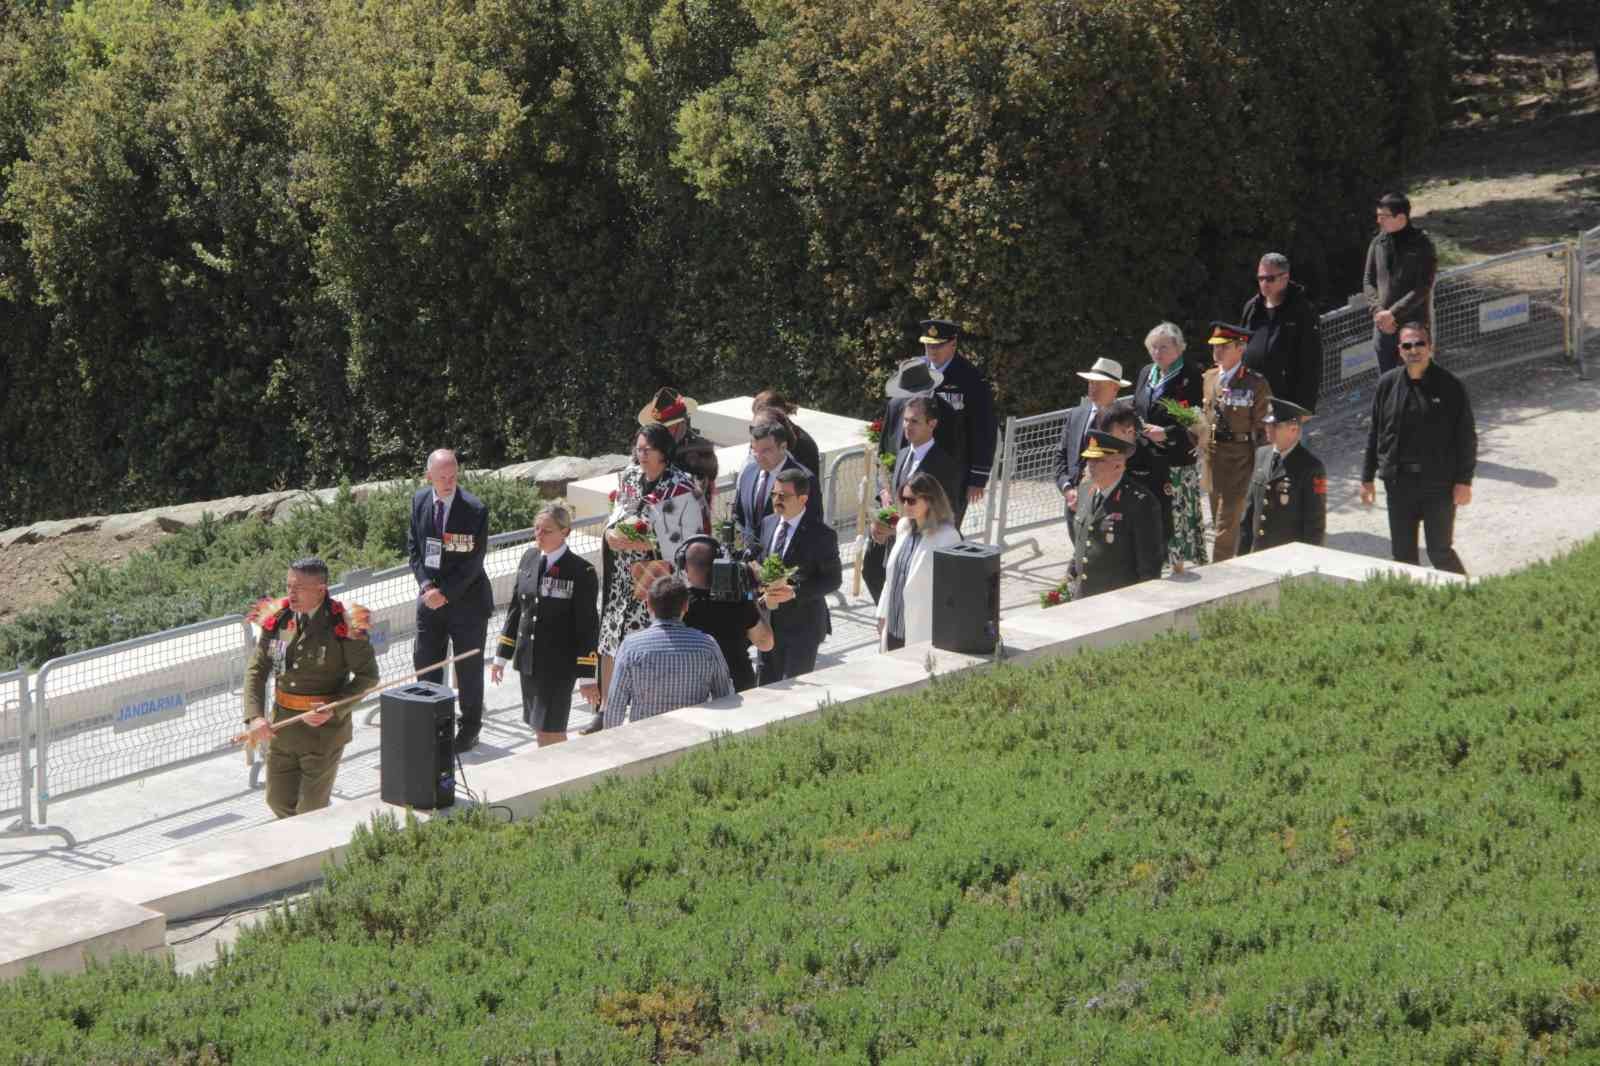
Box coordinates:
[678,536,773,692]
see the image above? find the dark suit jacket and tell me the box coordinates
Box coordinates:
[1240,444,1328,554]
[732,453,822,548]
[1053,400,1099,493]
[1132,360,1205,467]
[755,513,841,648]
[878,394,963,471]
[406,486,493,615]
[893,441,963,518]
[495,546,599,680]
[790,425,822,489]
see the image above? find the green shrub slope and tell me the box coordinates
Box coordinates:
[0,476,547,668]
[5,545,1600,1063]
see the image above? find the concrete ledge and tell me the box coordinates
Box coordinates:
[0,545,1465,979]
[0,894,164,980]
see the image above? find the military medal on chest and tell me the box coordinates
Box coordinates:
[1279,479,1291,507]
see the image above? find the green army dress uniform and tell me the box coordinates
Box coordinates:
[243,598,379,819]
[1068,432,1165,600]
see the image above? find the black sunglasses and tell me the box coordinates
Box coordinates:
[1399,341,1428,350]
[1256,273,1284,283]
[899,494,921,504]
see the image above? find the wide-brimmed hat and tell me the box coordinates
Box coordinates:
[1077,358,1131,387]
[638,387,699,428]
[1081,429,1134,460]
[884,357,944,399]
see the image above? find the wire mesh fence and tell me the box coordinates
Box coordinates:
[1581,225,1600,371]
[34,617,255,821]
[992,411,1072,547]
[1316,243,1577,410]
[0,669,29,825]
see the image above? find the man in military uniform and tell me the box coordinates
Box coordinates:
[918,318,996,528]
[243,558,379,819]
[1239,398,1327,555]
[1201,322,1271,562]
[1068,431,1164,599]
[640,387,718,517]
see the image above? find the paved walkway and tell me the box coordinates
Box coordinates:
[4,356,1594,902]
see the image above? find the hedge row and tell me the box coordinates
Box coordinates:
[0,476,548,669]
[4,539,1600,1062]
[0,0,1461,526]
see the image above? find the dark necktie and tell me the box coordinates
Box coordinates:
[771,520,790,560]
[433,498,446,537]
[754,469,769,518]
[1270,452,1284,479]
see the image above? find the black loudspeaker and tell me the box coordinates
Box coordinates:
[931,542,1002,655]
[379,681,456,810]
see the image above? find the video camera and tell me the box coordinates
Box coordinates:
[675,533,754,604]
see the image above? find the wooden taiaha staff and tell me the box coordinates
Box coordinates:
[233,648,483,748]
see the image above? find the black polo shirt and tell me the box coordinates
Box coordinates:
[683,591,761,692]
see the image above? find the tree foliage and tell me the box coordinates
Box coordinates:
[0,0,1461,527]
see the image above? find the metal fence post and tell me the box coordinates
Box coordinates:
[991,416,1017,549]
[0,667,75,847]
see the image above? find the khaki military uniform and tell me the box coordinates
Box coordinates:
[243,599,380,819]
[1202,365,1270,561]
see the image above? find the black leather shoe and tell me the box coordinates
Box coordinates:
[452,726,481,754]
[577,717,602,736]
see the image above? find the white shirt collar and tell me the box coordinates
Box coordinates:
[909,438,934,462]
[1218,362,1241,388]
[543,544,567,568]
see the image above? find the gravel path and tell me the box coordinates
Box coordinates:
[1301,356,1597,577]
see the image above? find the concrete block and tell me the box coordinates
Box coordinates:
[1233,543,1466,586]
[0,894,165,981]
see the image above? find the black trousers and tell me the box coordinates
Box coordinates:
[415,603,490,727]
[759,635,820,685]
[1374,325,1402,375]
[1383,475,1466,575]
[863,538,888,603]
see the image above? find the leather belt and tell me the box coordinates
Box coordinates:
[1395,463,1424,474]
[274,691,334,712]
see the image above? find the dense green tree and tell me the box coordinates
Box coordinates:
[0,0,1465,527]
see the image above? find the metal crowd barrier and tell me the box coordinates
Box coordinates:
[0,667,74,847]
[1580,224,1600,373]
[1316,242,1577,409]
[33,616,255,830]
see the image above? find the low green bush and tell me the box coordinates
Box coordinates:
[4,543,1600,1063]
[0,476,548,668]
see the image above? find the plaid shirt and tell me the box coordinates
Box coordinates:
[601,619,734,729]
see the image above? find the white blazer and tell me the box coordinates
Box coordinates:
[875,518,962,651]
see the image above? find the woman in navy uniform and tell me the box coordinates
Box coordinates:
[491,504,600,746]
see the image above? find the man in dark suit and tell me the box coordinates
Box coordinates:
[490,504,600,747]
[752,469,842,684]
[732,417,821,551]
[406,448,494,752]
[1054,357,1132,542]
[863,394,963,601]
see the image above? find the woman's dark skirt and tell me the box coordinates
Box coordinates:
[519,670,575,732]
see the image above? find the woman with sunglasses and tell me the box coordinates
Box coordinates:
[875,471,961,651]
